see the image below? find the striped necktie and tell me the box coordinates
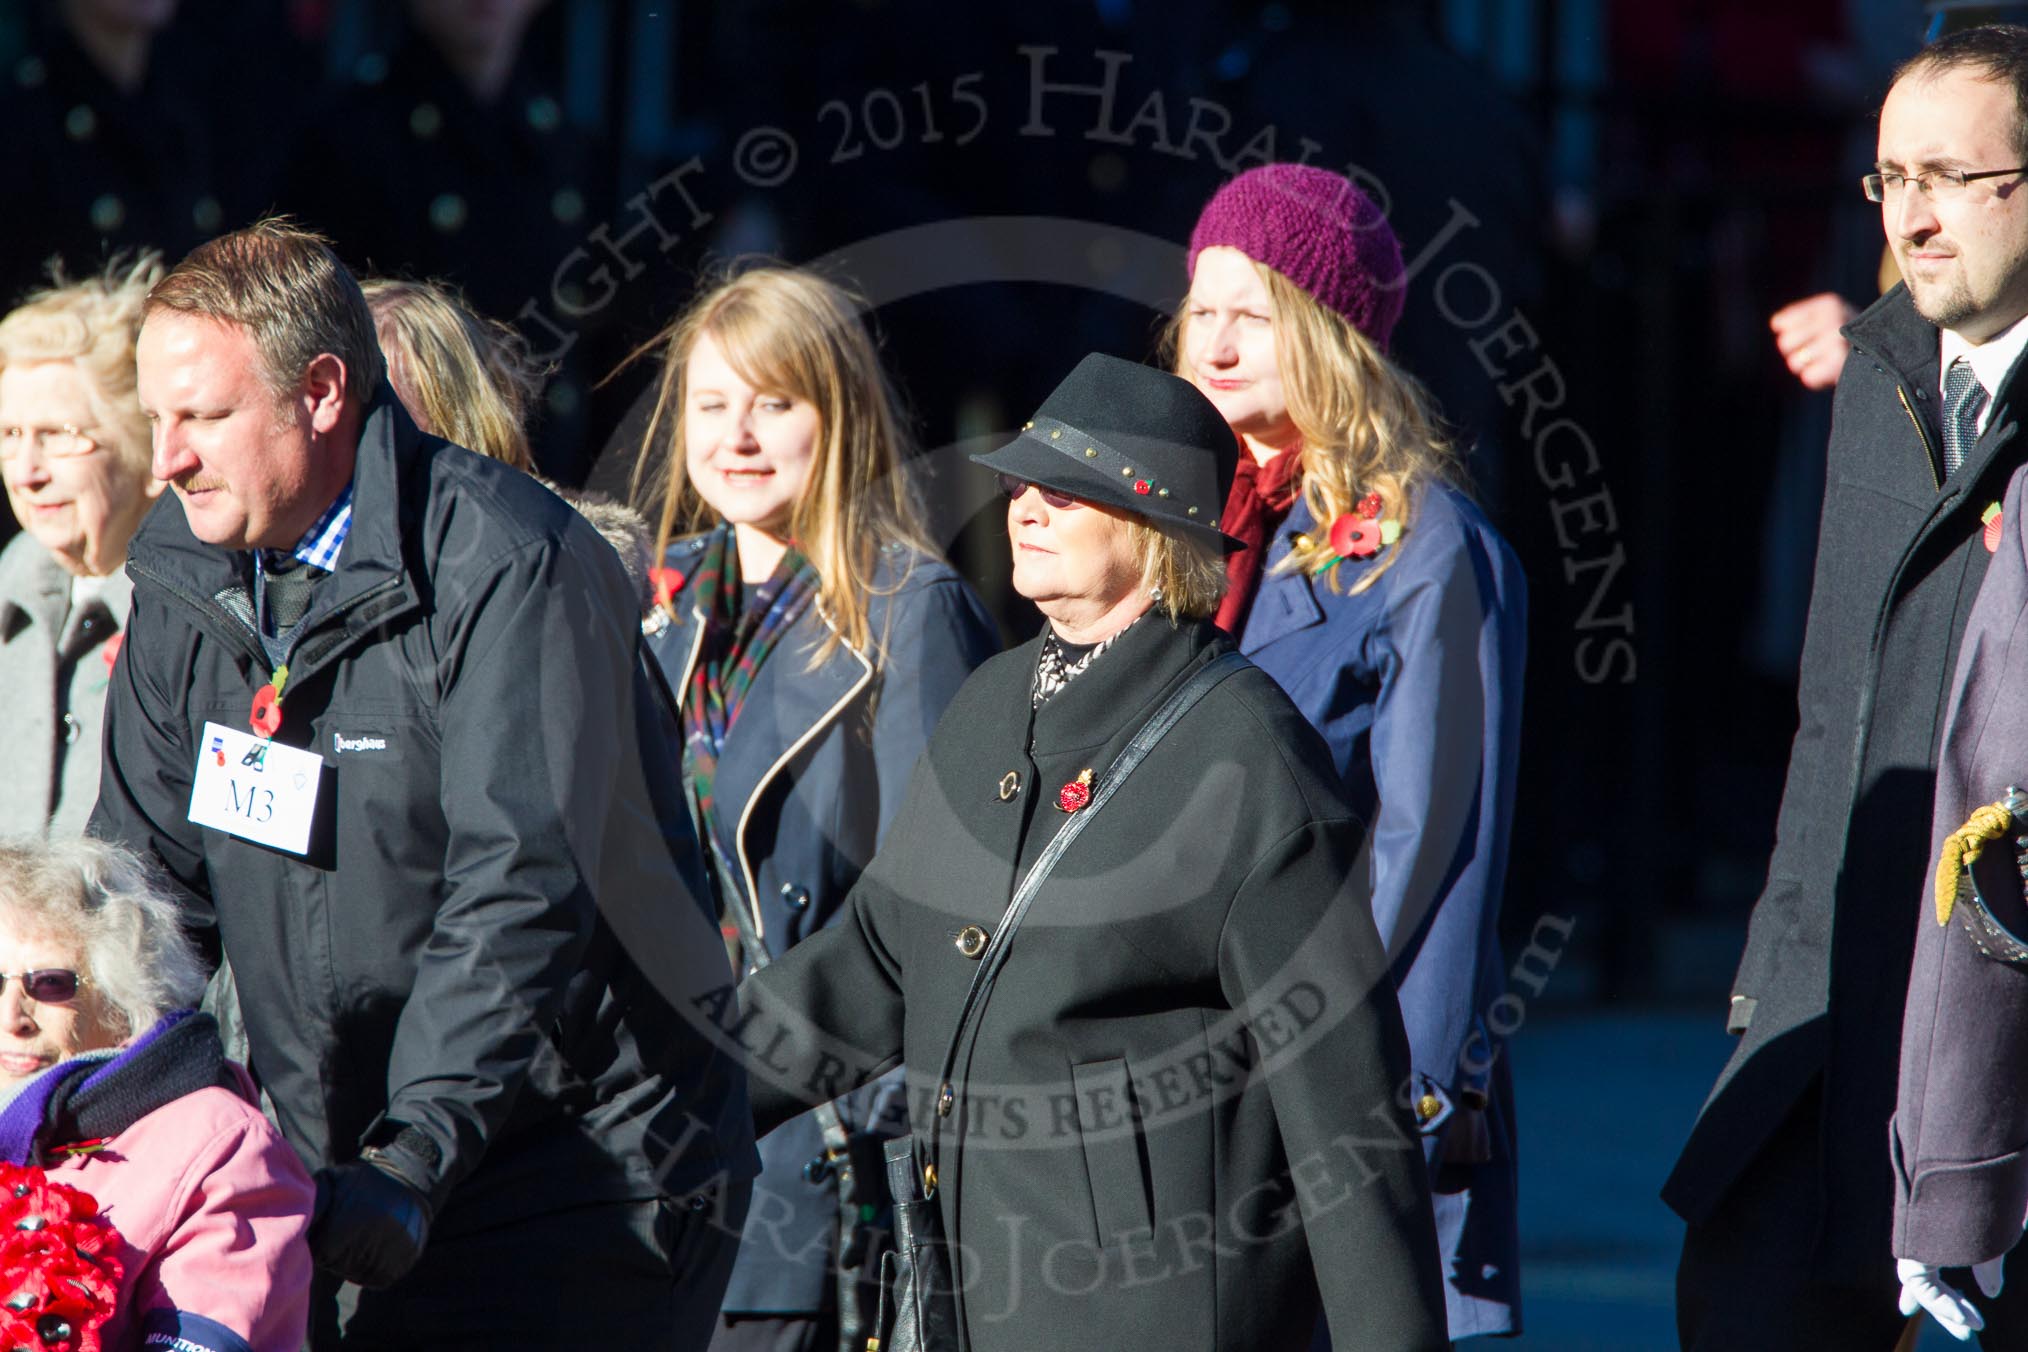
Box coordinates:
[1944,357,1988,478]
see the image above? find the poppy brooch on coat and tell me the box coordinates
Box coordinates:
[1057,768,1095,813]
[1985,501,2005,555]
[88,636,124,694]
[1303,491,1401,578]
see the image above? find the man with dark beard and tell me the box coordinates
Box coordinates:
[1666,23,2028,1350]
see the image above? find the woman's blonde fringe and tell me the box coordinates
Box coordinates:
[618,263,939,665]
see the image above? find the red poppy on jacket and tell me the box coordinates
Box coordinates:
[1328,513,1381,559]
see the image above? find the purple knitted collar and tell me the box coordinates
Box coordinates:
[0,1010,193,1166]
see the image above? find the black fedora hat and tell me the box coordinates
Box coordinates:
[971,353,1243,547]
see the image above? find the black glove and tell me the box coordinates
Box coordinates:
[310,1138,436,1289]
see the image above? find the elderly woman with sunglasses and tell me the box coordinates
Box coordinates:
[0,257,165,837]
[736,353,1447,1352]
[0,835,314,1351]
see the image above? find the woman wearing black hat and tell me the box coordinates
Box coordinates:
[736,353,1447,1352]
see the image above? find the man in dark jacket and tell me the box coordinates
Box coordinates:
[94,219,756,1349]
[1665,25,2028,1349]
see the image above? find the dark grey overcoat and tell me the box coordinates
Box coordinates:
[735,614,1447,1352]
[1894,458,2028,1268]
[1665,284,2028,1278]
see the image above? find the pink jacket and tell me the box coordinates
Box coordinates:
[46,1065,313,1352]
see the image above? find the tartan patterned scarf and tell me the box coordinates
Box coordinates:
[680,527,821,880]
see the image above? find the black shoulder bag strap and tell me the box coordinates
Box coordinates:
[923,649,1251,1179]
[712,832,872,1352]
[872,650,1250,1352]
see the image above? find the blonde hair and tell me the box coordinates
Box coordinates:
[626,264,938,661]
[0,253,163,475]
[364,277,545,471]
[147,217,383,409]
[1167,258,1462,594]
[1121,514,1227,621]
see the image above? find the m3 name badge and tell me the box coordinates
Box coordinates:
[187,720,323,855]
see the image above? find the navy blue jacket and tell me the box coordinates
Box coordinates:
[1242,484,1527,1338]
[645,531,999,1314]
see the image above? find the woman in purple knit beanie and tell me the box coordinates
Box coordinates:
[1171,162,1530,1342]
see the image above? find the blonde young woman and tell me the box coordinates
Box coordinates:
[633,265,998,1352]
[1176,164,1529,1341]
[0,255,164,836]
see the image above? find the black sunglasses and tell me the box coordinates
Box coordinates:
[0,970,87,1003]
[996,473,1086,510]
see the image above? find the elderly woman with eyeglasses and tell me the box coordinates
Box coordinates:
[0,835,314,1350]
[0,257,166,837]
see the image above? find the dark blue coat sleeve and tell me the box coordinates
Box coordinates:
[1365,515,1525,1137]
[867,578,1002,843]
[852,577,999,1132]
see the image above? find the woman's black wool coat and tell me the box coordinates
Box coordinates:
[739,615,1448,1352]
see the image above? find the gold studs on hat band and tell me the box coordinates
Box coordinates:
[1017,414,1219,530]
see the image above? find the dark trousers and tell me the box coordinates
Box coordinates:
[1678,1087,2028,1351]
[314,1183,752,1351]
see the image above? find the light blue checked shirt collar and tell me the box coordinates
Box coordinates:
[259,480,353,574]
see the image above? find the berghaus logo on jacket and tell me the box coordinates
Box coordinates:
[332,732,389,755]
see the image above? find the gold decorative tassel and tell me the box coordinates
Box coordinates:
[1937,802,2015,925]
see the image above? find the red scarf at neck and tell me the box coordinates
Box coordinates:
[1215,447,1303,634]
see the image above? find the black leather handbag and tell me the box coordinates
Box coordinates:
[868,652,1249,1352]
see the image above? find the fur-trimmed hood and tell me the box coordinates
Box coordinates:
[545,482,654,614]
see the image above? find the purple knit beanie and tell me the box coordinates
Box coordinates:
[1188,164,1405,349]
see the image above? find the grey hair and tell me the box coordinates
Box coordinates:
[0,837,207,1039]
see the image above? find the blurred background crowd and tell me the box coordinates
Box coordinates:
[1,0,1941,1000]
[0,1,1982,1343]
